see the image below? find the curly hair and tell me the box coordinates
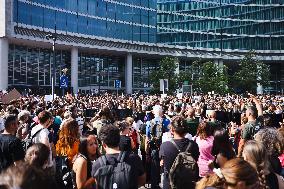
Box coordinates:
[254,127,284,157]
[56,119,80,164]
[243,140,270,189]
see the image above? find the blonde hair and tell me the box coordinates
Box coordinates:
[243,140,270,189]
[196,174,223,189]
[125,117,134,125]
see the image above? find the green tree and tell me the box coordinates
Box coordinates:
[197,61,230,94]
[149,57,178,94]
[177,59,201,91]
[233,51,270,93]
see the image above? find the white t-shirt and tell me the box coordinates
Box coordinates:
[162,132,173,143]
[0,118,4,132]
[31,125,53,167]
[133,120,143,131]
[76,117,84,136]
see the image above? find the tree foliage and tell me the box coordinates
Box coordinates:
[197,61,230,94]
[148,53,269,94]
[149,57,178,93]
[233,51,270,93]
[177,60,201,89]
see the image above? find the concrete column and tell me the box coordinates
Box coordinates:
[125,53,133,94]
[0,0,5,37]
[256,64,263,94]
[174,58,179,75]
[214,59,224,70]
[0,38,9,91]
[71,47,78,94]
[257,83,263,95]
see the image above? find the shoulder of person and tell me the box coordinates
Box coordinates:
[127,152,139,158]
[93,155,108,169]
[73,156,87,170]
[39,128,49,135]
[74,155,87,166]
[160,140,172,148]
[8,135,21,144]
[244,122,252,128]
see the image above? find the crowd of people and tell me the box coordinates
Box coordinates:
[0,92,283,189]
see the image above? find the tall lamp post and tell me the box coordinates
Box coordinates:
[46,34,57,100]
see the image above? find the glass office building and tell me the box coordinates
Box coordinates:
[14,0,157,43]
[4,0,159,93]
[157,0,284,51]
[0,0,283,94]
[78,53,125,89]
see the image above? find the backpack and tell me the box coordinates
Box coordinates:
[94,152,132,189]
[55,156,74,189]
[140,123,147,135]
[150,120,164,140]
[169,140,199,189]
[247,121,262,139]
[22,128,43,151]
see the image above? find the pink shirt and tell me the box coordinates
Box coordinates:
[279,153,284,167]
[195,136,214,177]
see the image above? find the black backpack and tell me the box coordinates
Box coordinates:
[55,156,74,189]
[94,152,132,189]
[169,140,199,189]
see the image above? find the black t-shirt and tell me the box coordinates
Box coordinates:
[119,135,132,152]
[266,172,279,189]
[159,138,200,189]
[0,134,25,172]
[92,152,144,189]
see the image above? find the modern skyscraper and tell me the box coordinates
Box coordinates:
[157,0,284,51]
[0,0,283,94]
[157,0,284,92]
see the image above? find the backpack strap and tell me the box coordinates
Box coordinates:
[185,141,192,152]
[170,140,181,152]
[117,151,126,163]
[31,128,44,140]
[99,155,108,166]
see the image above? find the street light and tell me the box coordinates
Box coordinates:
[45,34,57,100]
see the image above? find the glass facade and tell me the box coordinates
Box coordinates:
[78,53,125,88]
[133,57,160,89]
[14,0,157,43]
[8,44,71,87]
[157,0,284,50]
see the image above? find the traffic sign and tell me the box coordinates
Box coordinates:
[114,80,121,88]
[60,75,68,88]
[184,80,189,85]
